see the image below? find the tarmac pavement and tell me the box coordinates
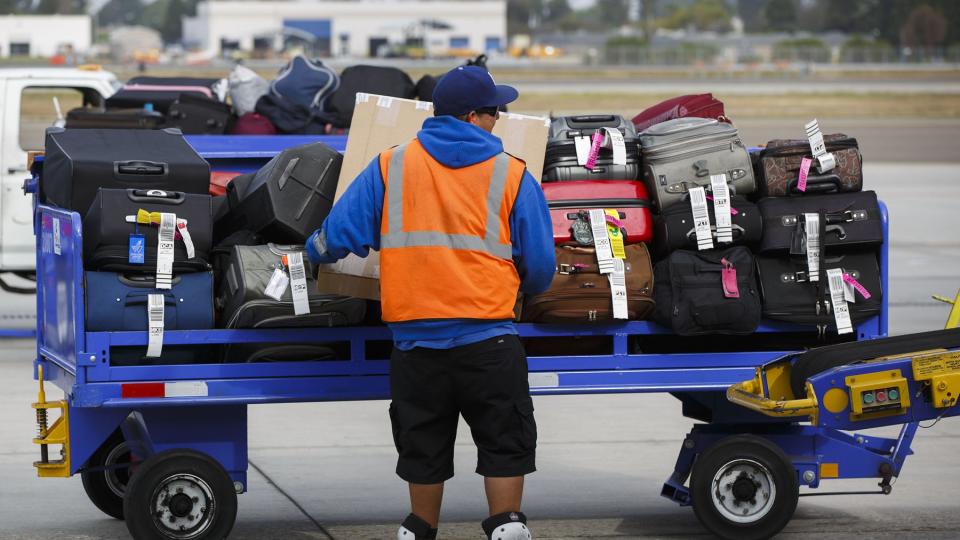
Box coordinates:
[0,163,959,539]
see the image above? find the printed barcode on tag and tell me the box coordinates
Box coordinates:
[709,175,733,244]
[827,268,853,334]
[146,293,165,357]
[156,213,177,290]
[689,187,714,251]
[609,258,628,319]
[287,252,311,316]
[589,209,614,272]
[804,213,820,282]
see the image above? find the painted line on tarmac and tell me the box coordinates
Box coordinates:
[249,459,336,540]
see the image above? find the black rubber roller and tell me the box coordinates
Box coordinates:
[789,328,960,398]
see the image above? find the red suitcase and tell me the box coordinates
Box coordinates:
[632,93,729,133]
[542,180,653,245]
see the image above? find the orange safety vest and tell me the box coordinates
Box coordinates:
[379,140,526,323]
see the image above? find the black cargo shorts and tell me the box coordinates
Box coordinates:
[388,334,537,484]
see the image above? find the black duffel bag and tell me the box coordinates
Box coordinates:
[653,246,761,335]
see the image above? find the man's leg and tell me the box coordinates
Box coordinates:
[410,482,445,527]
[390,346,459,538]
[454,335,536,539]
[484,476,524,515]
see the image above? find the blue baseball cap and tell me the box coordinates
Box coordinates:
[432,65,518,117]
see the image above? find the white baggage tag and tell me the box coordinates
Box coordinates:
[287,252,311,315]
[588,209,615,274]
[804,119,836,173]
[604,127,628,166]
[146,293,165,358]
[709,174,733,244]
[176,219,195,259]
[574,136,591,166]
[804,213,820,282]
[827,268,854,335]
[52,217,61,255]
[689,187,714,251]
[608,258,629,319]
[264,266,289,301]
[155,212,176,290]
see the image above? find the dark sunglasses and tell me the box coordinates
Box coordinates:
[476,106,500,117]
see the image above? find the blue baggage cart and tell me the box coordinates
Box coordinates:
[28,135,928,540]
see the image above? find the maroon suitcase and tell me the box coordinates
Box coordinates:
[632,94,729,133]
[542,180,653,245]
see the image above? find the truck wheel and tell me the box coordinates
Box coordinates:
[81,431,134,520]
[691,435,798,540]
[123,449,237,540]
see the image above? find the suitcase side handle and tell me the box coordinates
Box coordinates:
[118,292,178,306]
[127,189,186,205]
[115,160,168,177]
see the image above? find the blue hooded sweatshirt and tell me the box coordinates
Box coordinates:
[306,115,555,350]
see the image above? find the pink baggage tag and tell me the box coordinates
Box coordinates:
[706,195,738,215]
[604,214,624,228]
[721,258,740,298]
[797,157,812,192]
[585,131,603,171]
[842,273,872,299]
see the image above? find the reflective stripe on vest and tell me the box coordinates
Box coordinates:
[381,143,513,260]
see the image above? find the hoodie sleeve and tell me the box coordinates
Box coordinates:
[306,157,384,265]
[510,171,556,295]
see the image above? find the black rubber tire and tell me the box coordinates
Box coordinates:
[691,435,799,540]
[81,431,133,520]
[123,449,238,540]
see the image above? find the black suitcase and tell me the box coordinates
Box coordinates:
[85,271,215,365]
[106,76,225,113]
[65,107,166,129]
[654,195,762,255]
[543,115,641,182]
[167,94,232,135]
[326,65,416,128]
[758,191,882,254]
[215,142,341,244]
[757,251,882,326]
[652,246,761,335]
[41,127,210,213]
[83,188,213,273]
[217,244,366,329]
[223,343,338,363]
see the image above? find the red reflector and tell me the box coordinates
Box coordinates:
[122,382,165,399]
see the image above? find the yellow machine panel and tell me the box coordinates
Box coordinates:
[912,351,960,408]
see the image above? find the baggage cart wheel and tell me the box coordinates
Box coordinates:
[123,449,237,540]
[81,431,135,520]
[690,435,798,540]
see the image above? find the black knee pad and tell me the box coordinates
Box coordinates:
[482,511,531,540]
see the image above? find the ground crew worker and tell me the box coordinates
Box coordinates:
[306,65,555,540]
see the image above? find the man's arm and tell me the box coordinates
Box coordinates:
[510,171,556,295]
[306,157,384,265]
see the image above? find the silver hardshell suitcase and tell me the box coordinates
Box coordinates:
[640,117,756,211]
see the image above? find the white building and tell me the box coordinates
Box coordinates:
[184,0,507,58]
[0,15,91,58]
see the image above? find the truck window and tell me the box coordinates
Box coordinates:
[19,87,85,152]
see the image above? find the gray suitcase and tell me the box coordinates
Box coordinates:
[216,244,365,329]
[639,117,756,211]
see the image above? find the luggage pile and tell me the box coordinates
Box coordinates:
[65,55,477,136]
[41,127,364,365]
[524,99,883,340]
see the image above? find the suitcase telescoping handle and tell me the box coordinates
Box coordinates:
[127,189,186,205]
[788,173,842,194]
[115,160,168,177]
[118,274,182,288]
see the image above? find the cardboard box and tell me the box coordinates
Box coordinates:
[318,93,550,300]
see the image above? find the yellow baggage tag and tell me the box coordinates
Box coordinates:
[605,209,626,259]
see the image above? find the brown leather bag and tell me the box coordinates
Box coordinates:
[522,243,655,322]
[758,134,862,196]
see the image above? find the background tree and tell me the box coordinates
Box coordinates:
[900,4,948,49]
[96,0,145,27]
[35,0,84,14]
[763,0,796,32]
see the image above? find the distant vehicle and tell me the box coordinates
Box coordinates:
[0,66,119,328]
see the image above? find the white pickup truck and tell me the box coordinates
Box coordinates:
[0,67,120,328]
